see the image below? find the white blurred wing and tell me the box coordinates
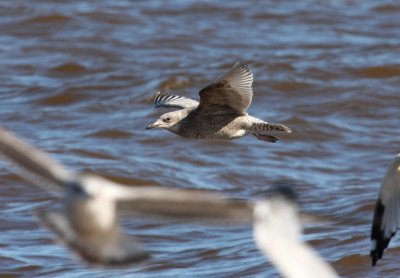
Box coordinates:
[370,154,400,265]
[85,177,254,222]
[253,198,338,278]
[118,187,253,222]
[0,127,74,191]
[38,210,150,265]
[153,91,199,109]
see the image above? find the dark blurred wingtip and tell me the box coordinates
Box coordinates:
[371,255,378,266]
[370,198,394,266]
[269,185,298,203]
[370,246,381,267]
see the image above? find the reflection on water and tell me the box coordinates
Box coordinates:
[0,0,399,277]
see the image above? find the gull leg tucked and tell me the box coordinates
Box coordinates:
[253,133,279,143]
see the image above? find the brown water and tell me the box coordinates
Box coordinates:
[0,0,399,277]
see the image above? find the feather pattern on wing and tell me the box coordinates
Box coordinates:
[153,91,199,109]
[198,63,254,114]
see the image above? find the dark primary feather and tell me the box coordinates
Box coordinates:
[198,63,254,114]
[370,199,396,266]
[370,155,400,266]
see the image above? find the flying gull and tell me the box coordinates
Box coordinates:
[254,193,338,278]
[370,154,400,266]
[0,127,251,265]
[0,128,337,277]
[146,63,291,143]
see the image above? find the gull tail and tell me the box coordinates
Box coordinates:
[252,122,292,143]
[38,210,150,265]
[0,127,73,191]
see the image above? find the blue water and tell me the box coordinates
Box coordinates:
[0,0,399,277]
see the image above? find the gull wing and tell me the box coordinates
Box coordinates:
[153,90,199,109]
[253,197,338,278]
[0,127,74,192]
[38,210,150,265]
[99,183,254,223]
[198,63,253,114]
[370,154,400,266]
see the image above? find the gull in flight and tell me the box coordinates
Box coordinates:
[146,63,291,143]
[370,154,400,266]
[0,128,337,277]
[253,193,338,278]
[0,128,250,265]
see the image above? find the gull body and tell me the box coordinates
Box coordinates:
[370,154,400,266]
[147,63,291,143]
[157,109,263,140]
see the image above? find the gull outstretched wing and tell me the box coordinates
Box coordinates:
[371,154,400,265]
[0,127,73,191]
[198,63,253,114]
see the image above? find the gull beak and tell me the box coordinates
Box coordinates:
[145,121,160,130]
[145,124,154,130]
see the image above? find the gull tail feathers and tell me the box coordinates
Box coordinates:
[253,122,292,133]
[252,122,291,143]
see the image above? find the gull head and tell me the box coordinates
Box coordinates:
[64,174,119,233]
[146,110,184,132]
[253,197,301,244]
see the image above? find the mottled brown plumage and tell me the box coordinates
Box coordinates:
[147,63,291,142]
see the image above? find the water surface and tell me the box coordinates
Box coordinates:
[0,0,399,277]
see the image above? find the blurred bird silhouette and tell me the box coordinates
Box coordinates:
[0,127,337,278]
[370,154,400,266]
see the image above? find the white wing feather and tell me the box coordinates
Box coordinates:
[0,127,74,191]
[253,199,338,278]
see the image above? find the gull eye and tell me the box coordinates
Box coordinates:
[163,117,171,123]
[67,182,86,195]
